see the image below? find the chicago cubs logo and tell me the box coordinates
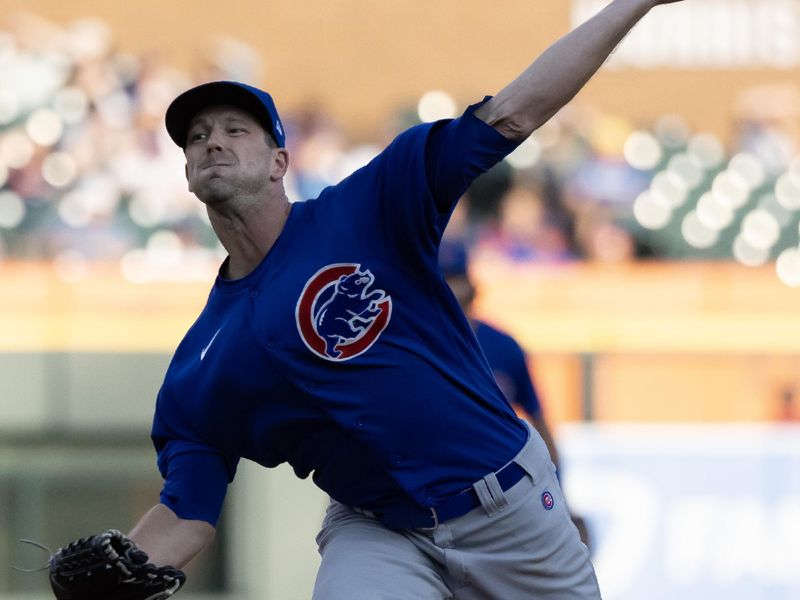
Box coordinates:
[296,264,392,361]
[541,491,555,510]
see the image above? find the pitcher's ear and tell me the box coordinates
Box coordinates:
[270,148,289,182]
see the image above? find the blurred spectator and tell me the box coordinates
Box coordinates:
[287,103,349,201]
[573,204,655,263]
[481,182,577,263]
[733,84,800,176]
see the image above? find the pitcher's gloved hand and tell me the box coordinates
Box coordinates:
[49,529,186,600]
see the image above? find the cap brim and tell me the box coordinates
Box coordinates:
[165,81,278,148]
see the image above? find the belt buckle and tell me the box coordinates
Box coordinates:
[417,506,439,531]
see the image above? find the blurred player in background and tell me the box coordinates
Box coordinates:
[439,237,593,549]
[48,2,685,599]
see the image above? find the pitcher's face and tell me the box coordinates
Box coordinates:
[184,104,275,205]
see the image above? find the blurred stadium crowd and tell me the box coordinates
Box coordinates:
[0,12,799,284]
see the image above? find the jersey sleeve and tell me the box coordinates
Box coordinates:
[153,437,239,526]
[424,97,523,215]
[327,97,521,257]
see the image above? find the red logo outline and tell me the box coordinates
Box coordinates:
[295,263,392,362]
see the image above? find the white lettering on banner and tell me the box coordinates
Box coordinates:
[666,496,800,585]
[567,473,800,596]
[560,425,800,599]
[571,0,800,69]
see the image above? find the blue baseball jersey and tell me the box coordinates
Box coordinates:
[152,100,530,525]
[473,319,542,419]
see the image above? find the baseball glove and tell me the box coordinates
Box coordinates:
[49,529,186,600]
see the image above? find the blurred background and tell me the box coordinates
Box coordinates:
[0,0,798,598]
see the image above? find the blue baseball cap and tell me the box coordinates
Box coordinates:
[438,238,470,278]
[165,81,286,149]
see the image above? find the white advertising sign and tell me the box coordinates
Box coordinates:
[560,424,800,599]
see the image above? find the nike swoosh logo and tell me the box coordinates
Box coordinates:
[200,328,222,361]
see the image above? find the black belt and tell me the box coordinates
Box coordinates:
[373,461,527,530]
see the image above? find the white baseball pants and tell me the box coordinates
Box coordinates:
[312,425,601,599]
